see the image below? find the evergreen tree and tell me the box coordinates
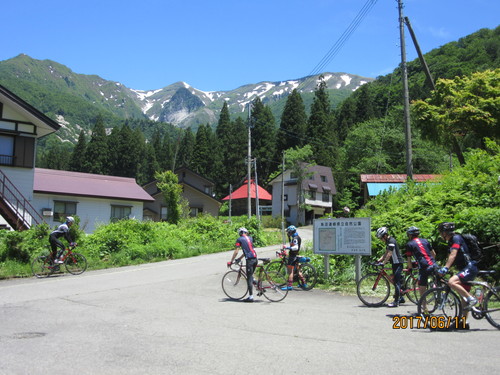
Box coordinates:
[276,89,307,155]
[111,124,140,177]
[137,142,159,185]
[213,102,233,196]
[177,128,195,168]
[192,124,213,176]
[83,115,109,174]
[68,130,87,172]
[155,170,183,224]
[250,97,277,183]
[307,77,338,168]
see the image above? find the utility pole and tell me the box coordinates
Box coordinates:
[247,103,252,218]
[398,0,413,179]
[281,152,286,244]
[254,158,260,222]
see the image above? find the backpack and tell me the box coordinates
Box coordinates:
[460,233,483,263]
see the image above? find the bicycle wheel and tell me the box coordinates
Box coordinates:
[260,271,288,302]
[404,274,419,305]
[298,263,318,290]
[31,256,55,278]
[221,270,248,300]
[356,272,391,307]
[65,253,88,275]
[484,286,500,329]
[265,260,287,286]
[417,287,462,319]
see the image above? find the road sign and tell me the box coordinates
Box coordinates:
[313,218,371,256]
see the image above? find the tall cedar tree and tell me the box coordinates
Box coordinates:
[250,97,277,183]
[307,77,338,168]
[68,130,87,172]
[176,128,195,168]
[276,89,307,156]
[192,124,213,177]
[137,134,159,185]
[213,102,233,196]
[83,116,109,174]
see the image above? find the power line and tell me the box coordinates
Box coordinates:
[298,0,379,91]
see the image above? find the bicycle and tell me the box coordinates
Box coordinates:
[356,261,435,307]
[417,270,500,329]
[221,258,289,302]
[265,249,318,290]
[31,244,88,278]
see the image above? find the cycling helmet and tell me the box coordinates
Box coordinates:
[406,226,420,237]
[66,216,75,224]
[286,225,297,234]
[238,227,248,235]
[438,222,455,233]
[376,227,388,239]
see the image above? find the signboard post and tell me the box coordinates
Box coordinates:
[313,218,371,281]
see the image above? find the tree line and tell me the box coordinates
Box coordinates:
[36,26,500,209]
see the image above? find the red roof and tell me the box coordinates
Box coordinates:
[222,180,272,201]
[34,168,154,202]
[360,174,441,183]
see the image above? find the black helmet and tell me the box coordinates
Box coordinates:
[406,226,420,237]
[438,222,455,233]
[376,227,388,239]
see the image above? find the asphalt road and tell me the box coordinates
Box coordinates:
[1,226,498,374]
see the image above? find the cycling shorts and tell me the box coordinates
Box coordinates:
[418,265,437,286]
[457,262,478,290]
[287,252,299,267]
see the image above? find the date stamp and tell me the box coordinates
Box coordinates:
[392,316,467,329]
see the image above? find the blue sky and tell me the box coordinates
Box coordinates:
[2,0,498,92]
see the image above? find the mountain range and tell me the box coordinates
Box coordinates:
[0,54,373,140]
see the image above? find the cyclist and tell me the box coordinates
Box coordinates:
[376,226,405,307]
[281,225,306,291]
[49,216,75,264]
[228,227,258,302]
[405,226,437,298]
[437,222,479,322]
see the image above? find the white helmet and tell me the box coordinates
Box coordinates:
[376,227,388,239]
[66,216,75,224]
[238,227,248,235]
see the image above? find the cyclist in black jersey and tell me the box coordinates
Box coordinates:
[49,216,75,264]
[228,227,258,302]
[376,227,405,307]
[281,225,305,291]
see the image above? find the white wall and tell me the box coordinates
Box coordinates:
[33,193,144,233]
[0,166,35,201]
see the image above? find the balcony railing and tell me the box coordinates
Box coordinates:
[0,168,43,229]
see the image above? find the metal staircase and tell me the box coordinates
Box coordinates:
[0,168,43,230]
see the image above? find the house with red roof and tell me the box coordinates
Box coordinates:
[33,168,154,233]
[221,179,272,216]
[0,84,154,232]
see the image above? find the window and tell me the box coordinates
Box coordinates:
[160,206,168,221]
[54,201,77,222]
[322,192,330,202]
[204,185,212,195]
[308,190,316,200]
[111,205,131,222]
[320,175,327,182]
[0,135,14,165]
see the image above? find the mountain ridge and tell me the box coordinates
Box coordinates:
[0,54,373,139]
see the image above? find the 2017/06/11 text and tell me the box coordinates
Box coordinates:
[392,316,467,329]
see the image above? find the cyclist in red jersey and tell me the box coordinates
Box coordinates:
[228,227,258,302]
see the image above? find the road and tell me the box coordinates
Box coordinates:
[1,226,498,374]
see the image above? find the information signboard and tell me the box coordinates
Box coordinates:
[313,218,371,256]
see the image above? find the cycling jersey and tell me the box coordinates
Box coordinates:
[448,234,471,270]
[387,237,403,264]
[405,237,435,269]
[50,223,72,242]
[235,234,257,259]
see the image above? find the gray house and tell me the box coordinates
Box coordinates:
[143,167,221,220]
[269,164,337,225]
